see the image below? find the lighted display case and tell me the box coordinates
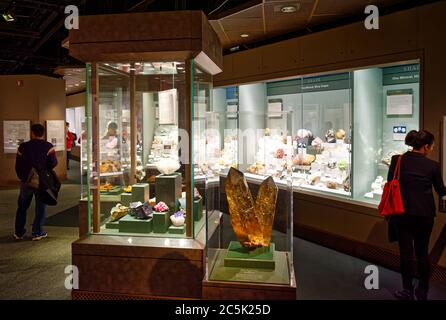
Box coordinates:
[202,111,296,299]
[70,11,224,300]
[212,61,420,206]
[83,60,212,239]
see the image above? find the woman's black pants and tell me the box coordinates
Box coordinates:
[397,215,434,292]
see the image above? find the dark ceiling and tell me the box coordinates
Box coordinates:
[0,0,441,77]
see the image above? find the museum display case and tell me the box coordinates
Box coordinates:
[82,60,211,239]
[202,111,296,299]
[212,61,420,206]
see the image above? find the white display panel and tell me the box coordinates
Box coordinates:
[159,88,178,125]
[386,93,413,115]
[3,120,30,153]
[46,120,65,151]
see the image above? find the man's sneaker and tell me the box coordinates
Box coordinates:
[32,232,48,241]
[13,234,24,240]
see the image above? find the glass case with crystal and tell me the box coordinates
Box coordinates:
[84,59,212,239]
[204,111,295,290]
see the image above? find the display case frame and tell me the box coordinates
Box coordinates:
[69,11,223,300]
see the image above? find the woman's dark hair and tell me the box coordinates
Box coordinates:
[405,130,435,149]
[31,124,45,138]
[108,122,118,130]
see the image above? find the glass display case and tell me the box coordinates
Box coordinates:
[84,60,211,239]
[204,111,295,289]
[211,61,420,206]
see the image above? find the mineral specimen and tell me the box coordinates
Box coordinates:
[225,167,278,247]
[110,204,129,222]
[336,129,346,140]
[156,158,181,175]
[325,129,336,143]
[154,201,169,212]
[170,211,185,227]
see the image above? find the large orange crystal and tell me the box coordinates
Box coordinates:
[225,167,278,247]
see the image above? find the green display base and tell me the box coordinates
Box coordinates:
[224,241,275,270]
[120,193,133,207]
[119,214,153,234]
[132,183,150,203]
[168,225,185,234]
[193,197,203,222]
[152,211,170,233]
[105,220,120,230]
[155,173,181,214]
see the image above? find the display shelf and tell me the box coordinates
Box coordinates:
[298,184,351,197]
[99,171,124,177]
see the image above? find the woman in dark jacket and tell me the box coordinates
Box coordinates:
[388,130,446,300]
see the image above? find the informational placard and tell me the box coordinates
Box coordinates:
[3,120,30,153]
[159,89,178,125]
[46,120,65,151]
[386,91,413,115]
[227,104,237,119]
[268,101,283,118]
[393,125,407,141]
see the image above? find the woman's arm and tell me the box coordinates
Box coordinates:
[387,155,398,181]
[433,162,446,197]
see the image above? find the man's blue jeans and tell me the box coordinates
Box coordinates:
[15,184,47,237]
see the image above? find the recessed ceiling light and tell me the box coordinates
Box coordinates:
[281,5,297,13]
[75,83,79,86]
[177,66,184,70]
[240,34,249,38]
[81,80,86,83]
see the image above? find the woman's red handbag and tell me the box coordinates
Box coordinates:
[378,155,405,217]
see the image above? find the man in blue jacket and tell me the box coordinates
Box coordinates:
[14,124,58,241]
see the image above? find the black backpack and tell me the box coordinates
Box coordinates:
[38,169,61,206]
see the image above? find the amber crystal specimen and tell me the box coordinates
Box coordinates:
[225,167,278,247]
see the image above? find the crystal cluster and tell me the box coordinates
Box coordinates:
[154,201,169,212]
[225,167,278,247]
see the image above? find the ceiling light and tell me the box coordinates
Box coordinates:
[75,83,79,86]
[177,66,184,70]
[2,12,15,22]
[81,80,86,83]
[129,68,136,71]
[280,5,297,13]
[240,34,249,38]
[229,46,240,52]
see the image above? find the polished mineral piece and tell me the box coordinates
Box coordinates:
[225,167,278,247]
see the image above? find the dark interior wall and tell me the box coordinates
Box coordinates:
[214,1,446,269]
[0,75,67,186]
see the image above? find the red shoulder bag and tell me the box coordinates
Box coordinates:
[378,155,405,217]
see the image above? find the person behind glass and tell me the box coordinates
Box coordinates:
[103,122,119,151]
[14,124,58,241]
[389,130,446,300]
[66,122,75,170]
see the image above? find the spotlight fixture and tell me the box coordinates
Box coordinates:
[280,5,298,13]
[240,33,249,38]
[2,11,15,22]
